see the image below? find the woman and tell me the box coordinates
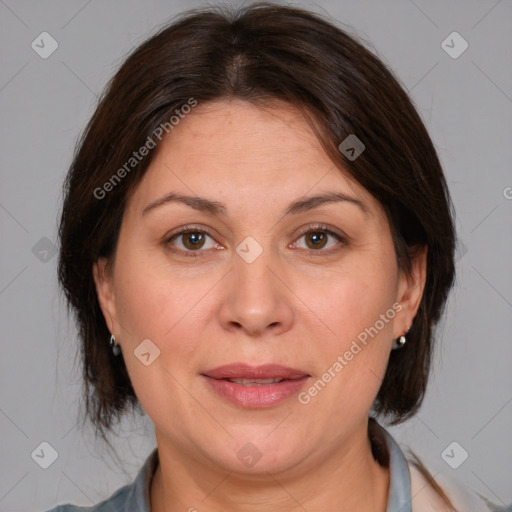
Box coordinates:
[49,3,489,511]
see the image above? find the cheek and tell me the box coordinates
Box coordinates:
[304,252,398,345]
[111,253,213,421]
[111,246,223,398]
[113,244,205,339]
[297,252,398,409]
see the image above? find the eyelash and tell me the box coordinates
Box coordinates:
[164,223,347,258]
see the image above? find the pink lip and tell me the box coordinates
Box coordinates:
[203,363,309,380]
[201,363,310,408]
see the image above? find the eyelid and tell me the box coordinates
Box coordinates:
[293,223,347,241]
[164,224,218,242]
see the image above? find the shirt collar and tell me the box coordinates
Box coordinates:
[130,425,411,512]
[380,425,413,511]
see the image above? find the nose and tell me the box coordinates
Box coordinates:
[218,248,294,337]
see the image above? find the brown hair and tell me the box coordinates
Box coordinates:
[58,0,455,476]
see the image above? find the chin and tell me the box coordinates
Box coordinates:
[214,429,309,476]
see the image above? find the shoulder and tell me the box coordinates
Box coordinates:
[407,456,493,512]
[44,483,132,512]
[43,447,158,512]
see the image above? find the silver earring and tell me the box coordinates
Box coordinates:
[109,334,121,356]
[392,334,407,350]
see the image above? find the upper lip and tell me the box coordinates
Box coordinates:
[202,363,309,380]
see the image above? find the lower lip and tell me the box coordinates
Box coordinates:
[202,376,310,408]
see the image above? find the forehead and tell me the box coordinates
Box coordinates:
[127,98,378,216]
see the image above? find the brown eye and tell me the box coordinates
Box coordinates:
[181,231,206,250]
[304,231,328,249]
[292,227,347,253]
[166,228,218,254]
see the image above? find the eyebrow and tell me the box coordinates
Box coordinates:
[142,191,368,217]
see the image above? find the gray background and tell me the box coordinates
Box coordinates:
[1,0,511,510]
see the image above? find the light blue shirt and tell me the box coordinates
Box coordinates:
[46,427,413,512]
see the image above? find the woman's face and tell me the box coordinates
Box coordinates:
[94,98,425,475]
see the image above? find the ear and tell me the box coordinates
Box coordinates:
[92,258,119,336]
[394,245,427,338]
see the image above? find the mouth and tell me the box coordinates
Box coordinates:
[202,363,309,381]
[201,363,310,408]
[222,377,288,386]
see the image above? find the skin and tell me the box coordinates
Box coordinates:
[94,98,426,512]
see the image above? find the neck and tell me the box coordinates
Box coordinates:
[150,421,390,512]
